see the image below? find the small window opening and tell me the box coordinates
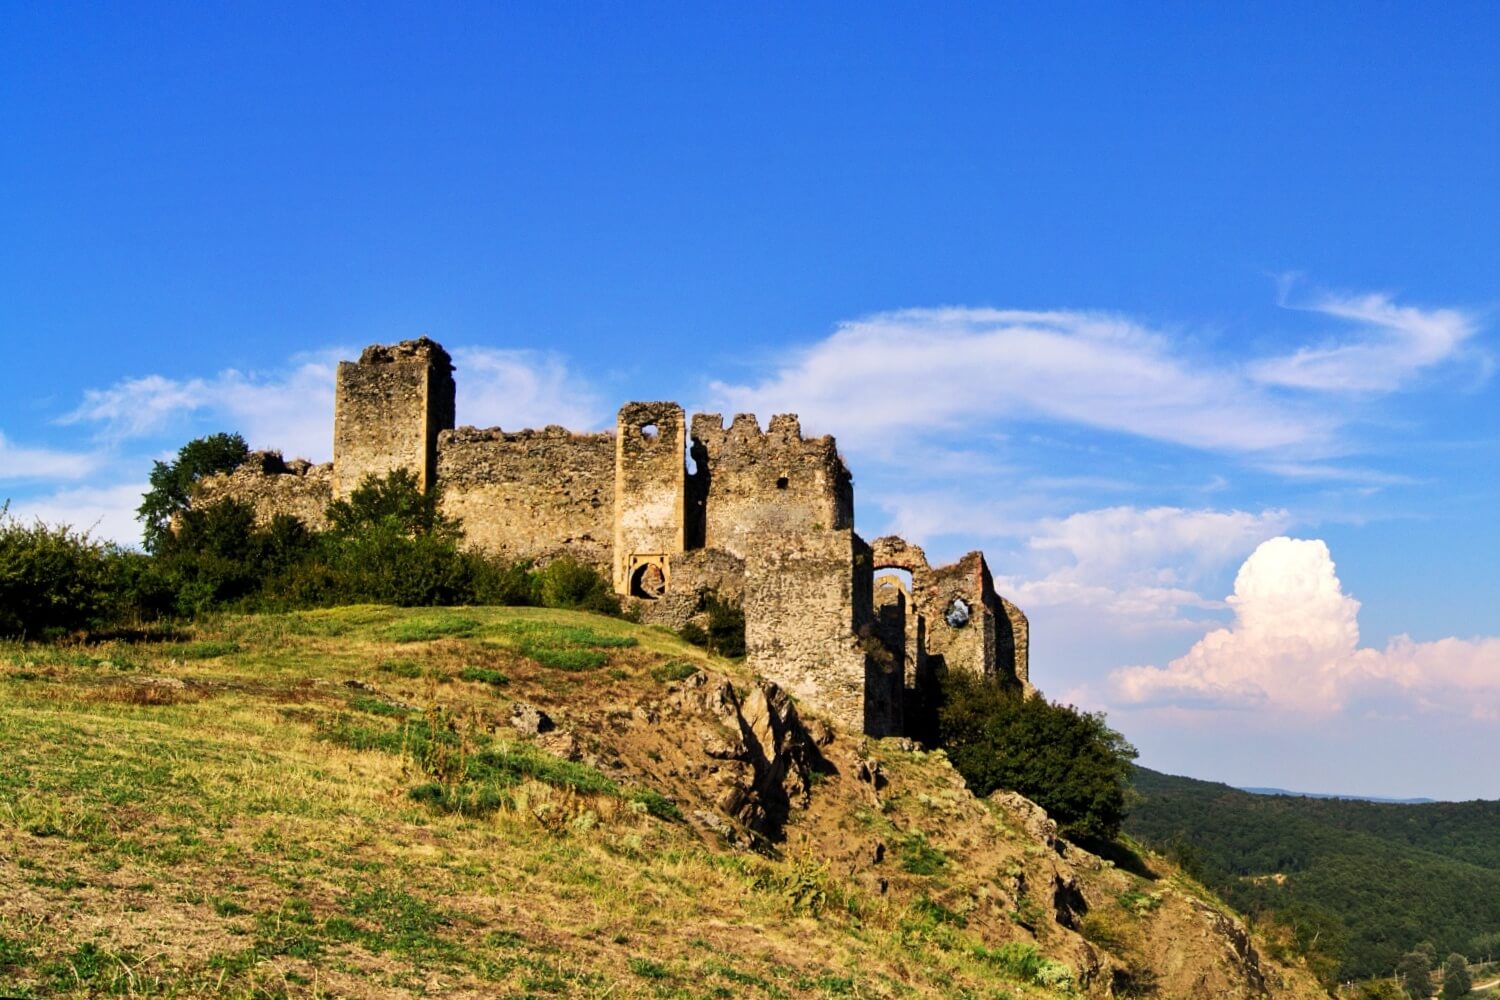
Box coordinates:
[775,475,789,490]
[945,597,972,629]
[640,423,658,442]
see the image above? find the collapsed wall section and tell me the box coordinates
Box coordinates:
[614,403,686,596]
[333,338,455,498]
[195,451,333,529]
[437,426,615,570]
[689,413,853,561]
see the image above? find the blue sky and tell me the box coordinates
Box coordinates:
[3,2,1497,798]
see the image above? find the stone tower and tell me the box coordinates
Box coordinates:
[332,337,456,498]
[613,402,687,596]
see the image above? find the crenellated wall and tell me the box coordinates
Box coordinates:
[196,452,334,530]
[689,413,853,562]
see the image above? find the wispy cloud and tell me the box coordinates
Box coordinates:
[451,347,607,432]
[62,352,343,460]
[1110,537,1500,718]
[996,506,1292,633]
[708,307,1338,455]
[0,432,101,482]
[4,482,149,546]
[1251,292,1482,392]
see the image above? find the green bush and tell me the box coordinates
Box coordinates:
[936,669,1137,841]
[678,591,745,658]
[0,507,118,637]
[535,557,619,614]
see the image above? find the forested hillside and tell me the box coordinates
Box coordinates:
[1126,767,1500,980]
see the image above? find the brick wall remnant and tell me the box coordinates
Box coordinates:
[333,337,455,498]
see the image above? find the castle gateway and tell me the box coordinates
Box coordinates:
[199,338,1032,735]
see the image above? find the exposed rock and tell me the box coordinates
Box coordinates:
[509,702,555,735]
[989,789,1058,849]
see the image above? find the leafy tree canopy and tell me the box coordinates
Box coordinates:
[137,432,249,552]
[325,468,458,539]
[935,670,1137,841]
[1442,953,1471,998]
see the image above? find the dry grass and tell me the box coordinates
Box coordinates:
[0,604,1282,999]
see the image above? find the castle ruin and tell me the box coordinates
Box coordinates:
[199,337,1033,735]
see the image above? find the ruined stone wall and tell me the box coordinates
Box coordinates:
[1000,597,1032,693]
[629,548,745,631]
[690,413,853,561]
[196,451,334,529]
[743,529,873,734]
[436,426,614,570]
[333,338,455,498]
[614,403,686,595]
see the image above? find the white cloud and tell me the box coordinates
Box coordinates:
[1251,292,1481,392]
[61,346,607,461]
[5,482,148,547]
[0,432,100,481]
[708,307,1337,455]
[452,347,606,432]
[1111,537,1500,717]
[62,353,341,460]
[996,506,1292,633]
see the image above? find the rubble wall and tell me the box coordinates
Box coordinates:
[437,426,614,570]
[195,452,333,530]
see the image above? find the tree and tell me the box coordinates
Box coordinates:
[325,468,456,539]
[137,432,249,552]
[1398,950,1434,999]
[0,505,117,636]
[1442,953,1471,998]
[935,670,1138,840]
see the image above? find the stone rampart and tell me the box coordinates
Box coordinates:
[436,426,614,569]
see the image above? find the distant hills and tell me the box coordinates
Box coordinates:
[1238,786,1437,805]
[1126,766,1500,980]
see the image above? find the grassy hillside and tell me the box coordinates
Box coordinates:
[1125,766,1500,980]
[0,606,1325,998]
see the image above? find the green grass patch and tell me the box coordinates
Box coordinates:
[388,615,482,643]
[349,694,411,718]
[458,666,509,687]
[163,640,240,659]
[898,832,948,875]
[378,658,425,678]
[628,955,671,979]
[650,660,699,683]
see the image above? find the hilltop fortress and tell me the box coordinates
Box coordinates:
[200,338,1032,735]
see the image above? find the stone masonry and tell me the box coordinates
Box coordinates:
[201,338,1033,736]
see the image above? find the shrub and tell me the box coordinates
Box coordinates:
[936,669,1137,841]
[0,506,118,637]
[535,557,619,614]
[678,591,746,658]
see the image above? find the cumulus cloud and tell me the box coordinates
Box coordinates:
[0,432,100,481]
[997,506,1292,632]
[451,347,607,432]
[708,307,1337,455]
[1251,292,1481,392]
[1111,537,1500,717]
